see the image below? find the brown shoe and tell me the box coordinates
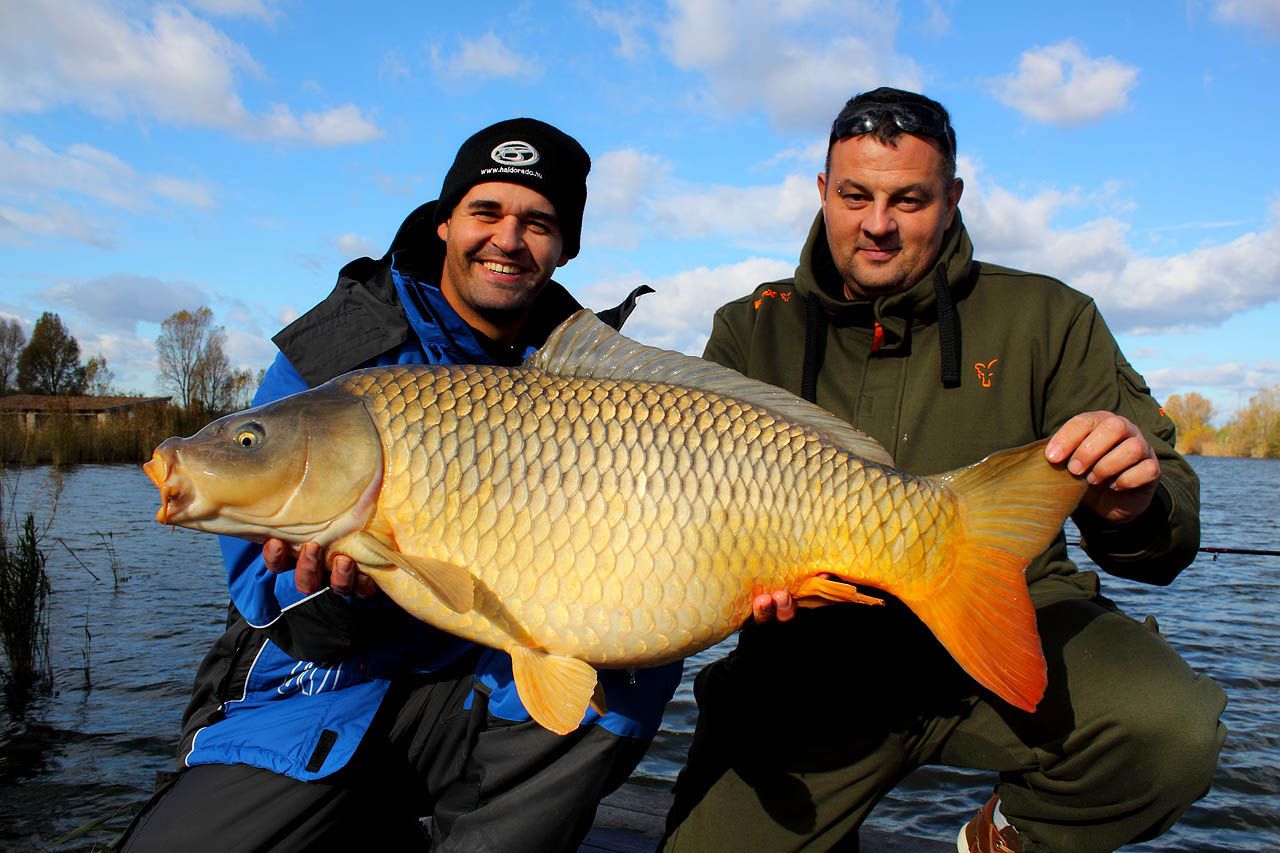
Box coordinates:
[957,794,1023,853]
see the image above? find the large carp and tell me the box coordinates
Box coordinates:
[144,310,1086,734]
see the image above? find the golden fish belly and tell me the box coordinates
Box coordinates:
[339,365,952,668]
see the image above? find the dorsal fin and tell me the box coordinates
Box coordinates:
[525,309,894,467]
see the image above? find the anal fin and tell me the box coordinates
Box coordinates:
[590,682,608,717]
[509,646,598,736]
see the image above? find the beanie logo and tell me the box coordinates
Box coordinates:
[491,140,540,166]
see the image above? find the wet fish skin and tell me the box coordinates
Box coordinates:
[342,364,945,667]
[145,311,1087,735]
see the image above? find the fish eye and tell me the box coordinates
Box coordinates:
[233,422,266,449]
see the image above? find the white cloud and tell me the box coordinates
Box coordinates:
[188,0,282,23]
[586,147,816,253]
[0,133,216,213]
[759,139,828,172]
[430,33,542,83]
[333,233,382,260]
[0,0,381,146]
[582,2,650,59]
[258,103,383,146]
[224,327,277,374]
[0,202,116,248]
[41,274,214,332]
[584,257,795,355]
[148,175,217,211]
[919,0,952,37]
[586,149,673,249]
[959,163,1280,334]
[651,174,816,242]
[379,49,412,82]
[1213,0,1280,38]
[989,39,1139,125]
[661,0,923,131]
[1144,361,1280,418]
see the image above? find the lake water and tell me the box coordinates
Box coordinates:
[1,456,1276,850]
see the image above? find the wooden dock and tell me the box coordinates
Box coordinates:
[581,784,952,852]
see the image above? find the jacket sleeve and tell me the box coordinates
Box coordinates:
[219,352,397,662]
[1044,301,1200,585]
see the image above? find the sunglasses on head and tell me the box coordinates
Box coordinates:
[833,101,955,159]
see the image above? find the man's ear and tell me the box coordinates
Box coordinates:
[556,253,570,268]
[817,172,828,202]
[945,177,964,227]
[436,220,450,242]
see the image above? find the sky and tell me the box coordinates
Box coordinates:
[1,0,1278,424]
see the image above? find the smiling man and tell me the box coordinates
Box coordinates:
[120,118,679,853]
[662,88,1227,853]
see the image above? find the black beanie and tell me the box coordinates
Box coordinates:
[432,118,591,259]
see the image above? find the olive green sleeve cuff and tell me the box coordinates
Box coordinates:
[1074,483,1198,586]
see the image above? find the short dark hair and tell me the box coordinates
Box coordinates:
[825,87,957,182]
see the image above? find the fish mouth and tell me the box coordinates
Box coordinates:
[143,447,192,525]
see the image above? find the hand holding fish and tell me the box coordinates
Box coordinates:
[1046,411,1160,525]
[751,589,797,624]
[263,538,377,598]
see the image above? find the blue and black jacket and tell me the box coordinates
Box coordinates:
[178,201,679,781]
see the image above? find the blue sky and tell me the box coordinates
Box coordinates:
[2,0,1277,423]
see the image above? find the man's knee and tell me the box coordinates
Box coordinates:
[1111,668,1226,803]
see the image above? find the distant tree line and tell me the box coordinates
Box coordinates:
[1,307,260,415]
[1165,387,1280,459]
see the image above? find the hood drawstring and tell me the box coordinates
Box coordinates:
[934,266,962,388]
[801,265,964,401]
[801,295,826,403]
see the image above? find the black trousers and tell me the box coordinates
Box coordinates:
[118,666,649,852]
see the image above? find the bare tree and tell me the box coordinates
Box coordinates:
[17,312,85,395]
[191,333,233,412]
[0,318,25,394]
[83,354,116,396]
[225,367,262,412]
[156,307,233,412]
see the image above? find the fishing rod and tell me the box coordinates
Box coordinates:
[1067,542,1280,559]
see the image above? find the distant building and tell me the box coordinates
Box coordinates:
[0,395,171,430]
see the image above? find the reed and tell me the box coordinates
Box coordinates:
[0,511,53,698]
[0,404,208,465]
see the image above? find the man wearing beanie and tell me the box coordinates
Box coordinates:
[120,118,680,852]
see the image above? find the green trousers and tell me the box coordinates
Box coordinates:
[661,573,1227,853]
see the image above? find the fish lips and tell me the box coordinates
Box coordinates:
[143,444,200,525]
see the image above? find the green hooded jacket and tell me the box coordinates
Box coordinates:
[704,211,1200,588]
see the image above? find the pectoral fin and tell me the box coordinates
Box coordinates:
[793,576,886,608]
[353,533,474,613]
[509,646,599,736]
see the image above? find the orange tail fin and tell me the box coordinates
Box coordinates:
[896,440,1087,712]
